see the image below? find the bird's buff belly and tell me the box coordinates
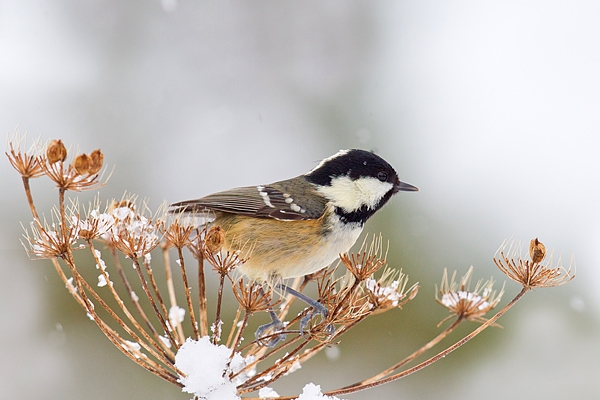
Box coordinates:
[214,214,363,281]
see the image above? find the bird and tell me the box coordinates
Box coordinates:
[169,149,418,346]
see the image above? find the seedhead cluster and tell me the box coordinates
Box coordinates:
[7,134,574,399]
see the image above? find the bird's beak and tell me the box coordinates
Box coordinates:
[394,180,419,192]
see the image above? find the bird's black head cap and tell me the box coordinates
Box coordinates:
[305,149,399,187]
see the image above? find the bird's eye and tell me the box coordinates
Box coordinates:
[377,171,388,182]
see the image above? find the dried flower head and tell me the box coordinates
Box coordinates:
[366,267,419,314]
[315,270,369,331]
[436,266,504,324]
[232,280,273,314]
[205,248,245,276]
[74,201,116,241]
[340,234,387,281]
[37,140,108,191]
[494,238,575,289]
[46,139,68,164]
[101,198,163,258]
[22,211,81,260]
[163,219,195,249]
[6,134,45,178]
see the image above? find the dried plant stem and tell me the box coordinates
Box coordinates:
[213,272,226,344]
[330,277,362,318]
[143,256,177,339]
[53,256,182,383]
[112,247,179,350]
[176,247,199,340]
[233,334,304,383]
[229,310,249,357]
[161,246,186,345]
[323,287,529,398]
[88,241,176,361]
[291,307,372,368]
[347,316,464,388]
[51,257,85,307]
[21,177,42,229]
[58,187,69,245]
[197,250,209,337]
[238,338,311,394]
[131,257,176,349]
[225,306,243,348]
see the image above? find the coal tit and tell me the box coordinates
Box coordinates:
[170,149,417,345]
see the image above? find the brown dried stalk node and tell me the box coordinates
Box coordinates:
[8,135,577,400]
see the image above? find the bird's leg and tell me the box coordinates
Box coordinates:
[254,289,287,348]
[276,283,334,339]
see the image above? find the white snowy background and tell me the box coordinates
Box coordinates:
[1,1,599,399]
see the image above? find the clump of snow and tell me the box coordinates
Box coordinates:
[365,278,402,306]
[97,274,107,287]
[440,291,489,310]
[175,337,241,400]
[175,338,344,400]
[297,383,345,400]
[169,305,186,325]
[258,387,279,398]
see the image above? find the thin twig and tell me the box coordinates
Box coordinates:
[176,246,199,340]
[323,287,529,397]
[161,245,185,345]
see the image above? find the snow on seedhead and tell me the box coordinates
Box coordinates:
[175,337,240,400]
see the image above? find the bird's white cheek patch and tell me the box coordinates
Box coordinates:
[317,176,393,213]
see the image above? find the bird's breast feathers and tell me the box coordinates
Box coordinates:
[215,210,362,281]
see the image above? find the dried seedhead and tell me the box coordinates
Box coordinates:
[162,219,195,249]
[100,198,163,258]
[200,227,245,276]
[6,134,45,178]
[436,266,504,324]
[366,267,419,314]
[232,280,274,314]
[74,199,116,241]
[39,139,108,191]
[340,234,388,281]
[494,238,575,289]
[22,217,79,259]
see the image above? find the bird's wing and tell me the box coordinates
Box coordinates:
[169,182,324,221]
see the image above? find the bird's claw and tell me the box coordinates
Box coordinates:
[299,302,335,339]
[255,317,287,348]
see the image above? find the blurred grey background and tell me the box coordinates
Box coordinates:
[1,1,599,399]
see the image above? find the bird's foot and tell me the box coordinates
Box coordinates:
[255,311,287,348]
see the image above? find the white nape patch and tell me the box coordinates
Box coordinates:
[257,185,274,208]
[309,149,350,173]
[317,175,393,212]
